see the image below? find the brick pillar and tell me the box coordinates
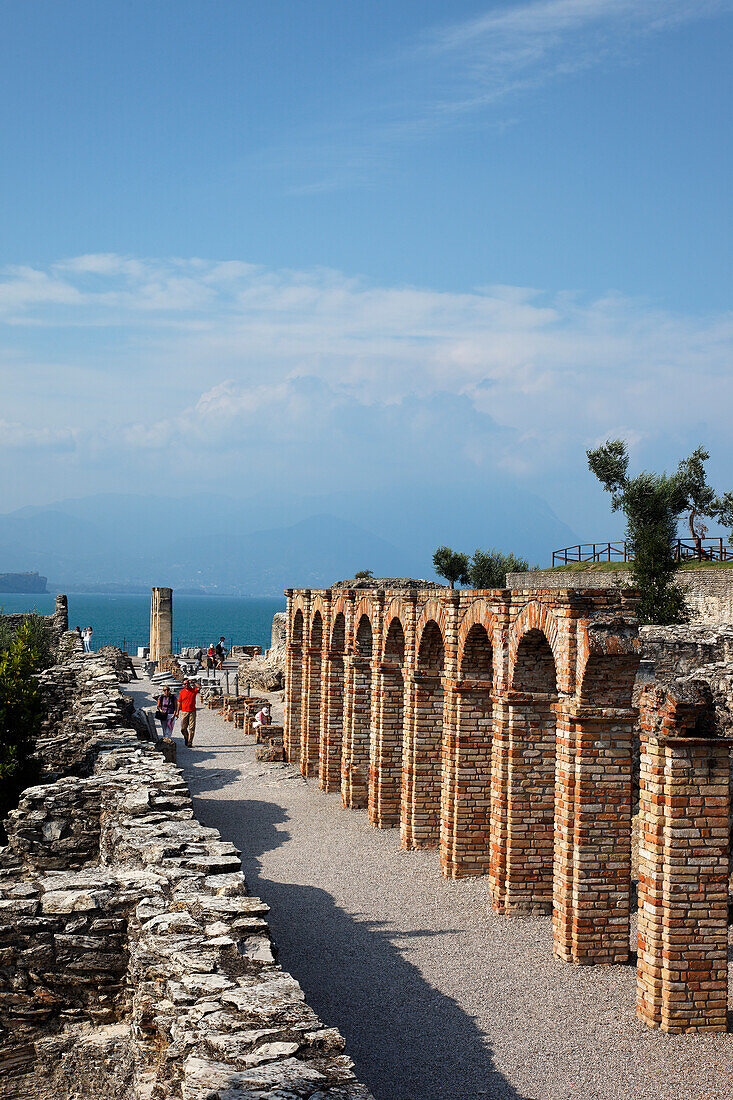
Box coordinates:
[341,653,371,809]
[440,677,493,878]
[369,659,404,827]
[320,646,345,793]
[401,668,443,849]
[283,593,302,767]
[489,691,555,913]
[301,641,322,778]
[150,587,173,662]
[553,707,634,964]
[636,730,729,1032]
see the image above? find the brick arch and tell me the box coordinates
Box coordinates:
[330,595,349,620]
[309,608,324,647]
[380,598,408,658]
[309,595,329,630]
[415,600,448,644]
[291,607,304,646]
[508,601,562,689]
[352,598,377,651]
[382,615,406,663]
[292,592,308,616]
[330,610,346,652]
[457,601,497,662]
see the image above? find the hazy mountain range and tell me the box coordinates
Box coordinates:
[0,487,579,596]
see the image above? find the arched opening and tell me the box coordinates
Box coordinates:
[320,612,346,793]
[369,617,405,829]
[442,622,494,877]
[342,614,373,809]
[285,609,304,766]
[302,611,323,777]
[506,627,558,909]
[402,620,444,849]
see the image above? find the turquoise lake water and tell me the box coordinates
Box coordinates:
[0,593,285,654]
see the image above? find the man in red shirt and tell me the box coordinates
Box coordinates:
[176,679,200,747]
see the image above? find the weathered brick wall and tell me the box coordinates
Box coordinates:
[508,569,733,624]
[0,648,374,1099]
[637,682,729,1032]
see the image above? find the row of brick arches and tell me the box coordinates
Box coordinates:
[283,585,730,1032]
[284,586,641,966]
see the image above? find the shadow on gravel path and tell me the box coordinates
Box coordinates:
[195,794,535,1100]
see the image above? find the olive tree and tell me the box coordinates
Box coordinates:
[433,545,470,589]
[587,440,730,624]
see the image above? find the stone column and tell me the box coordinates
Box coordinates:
[150,587,173,662]
[636,729,729,1032]
[52,594,69,639]
[552,706,634,965]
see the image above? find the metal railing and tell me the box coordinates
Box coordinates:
[552,538,733,566]
[87,636,253,657]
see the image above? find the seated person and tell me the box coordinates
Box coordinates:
[253,703,272,728]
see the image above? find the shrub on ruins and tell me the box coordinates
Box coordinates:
[0,622,44,827]
[432,546,470,589]
[469,548,531,589]
[354,570,373,581]
[18,613,54,670]
[587,440,732,625]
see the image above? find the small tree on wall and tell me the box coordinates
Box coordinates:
[433,546,470,589]
[586,440,731,625]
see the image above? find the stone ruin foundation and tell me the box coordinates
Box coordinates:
[284,585,732,1032]
[0,635,373,1099]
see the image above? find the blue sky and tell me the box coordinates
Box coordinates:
[1,0,732,546]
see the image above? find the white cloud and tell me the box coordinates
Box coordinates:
[1,254,732,499]
[0,419,78,452]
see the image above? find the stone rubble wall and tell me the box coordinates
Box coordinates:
[238,612,288,693]
[507,569,733,624]
[0,594,69,647]
[0,643,373,1100]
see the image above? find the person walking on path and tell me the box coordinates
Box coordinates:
[155,685,177,739]
[177,678,200,746]
[215,637,227,669]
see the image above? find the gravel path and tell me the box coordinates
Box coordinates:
[127,675,733,1100]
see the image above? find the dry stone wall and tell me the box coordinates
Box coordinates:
[0,640,373,1100]
[0,595,68,647]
